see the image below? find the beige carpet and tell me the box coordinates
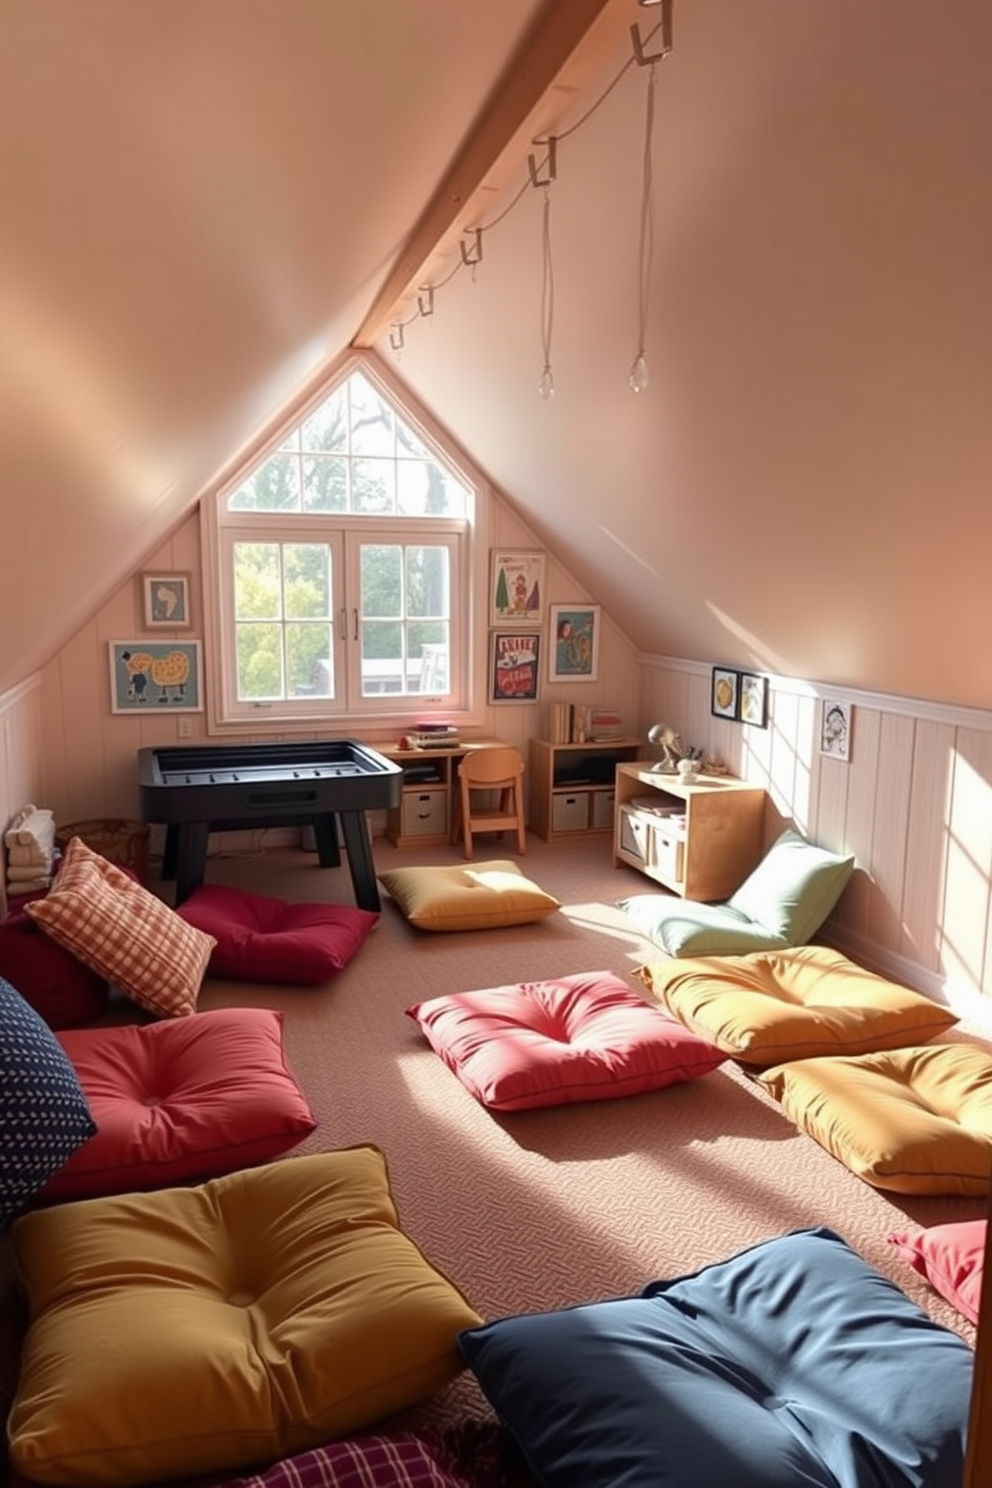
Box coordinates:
[3,829,986,1483]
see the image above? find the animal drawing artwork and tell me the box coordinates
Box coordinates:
[121,649,190,703]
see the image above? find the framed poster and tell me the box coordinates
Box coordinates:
[490,549,546,626]
[109,640,203,713]
[820,698,852,761]
[711,666,740,720]
[739,672,769,728]
[549,604,600,682]
[489,631,541,703]
[141,572,192,629]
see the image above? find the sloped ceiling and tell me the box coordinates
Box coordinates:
[2,0,991,708]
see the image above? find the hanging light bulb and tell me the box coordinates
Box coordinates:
[538,365,556,400]
[628,351,650,394]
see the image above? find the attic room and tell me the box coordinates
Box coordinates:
[1,1,992,1485]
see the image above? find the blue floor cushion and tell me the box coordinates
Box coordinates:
[459,1227,972,1488]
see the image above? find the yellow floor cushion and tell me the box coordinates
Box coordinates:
[759,1043,992,1195]
[635,946,958,1067]
[378,859,559,931]
[9,1148,482,1487]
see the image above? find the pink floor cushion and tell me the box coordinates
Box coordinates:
[177,884,378,984]
[407,971,726,1112]
[39,1006,316,1202]
[0,908,108,1029]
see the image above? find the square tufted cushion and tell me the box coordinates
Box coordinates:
[889,1219,986,1325]
[378,860,559,932]
[39,1007,316,1202]
[176,883,378,984]
[408,972,725,1111]
[458,1227,972,1488]
[9,1146,483,1487]
[0,976,96,1231]
[25,836,215,1017]
[759,1043,992,1194]
[634,946,958,1067]
[0,907,108,1028]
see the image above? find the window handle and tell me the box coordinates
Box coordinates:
[353,608,358,641]
[338,607,347,641]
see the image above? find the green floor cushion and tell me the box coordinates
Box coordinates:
[378,859,559,932]
[634,946,957,1067]
[759,1043,992,1195]
[9,1147,482,1487]
[459,1227,972,1488]
[618,829,855,958]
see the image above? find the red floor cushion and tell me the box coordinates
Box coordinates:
[0,908,108,1028]
[39,1007,316,1202]
[408,971,725,1112]
[177,884,378,984]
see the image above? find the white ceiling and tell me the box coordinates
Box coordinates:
[2,0,991,707]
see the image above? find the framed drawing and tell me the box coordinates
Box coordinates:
[489,631,541,703]
[820,698,852,761]
[141,572,192,629]
[109,640,203,714]
[711,666,740,720]
[549,605,600,683]
[739,672,769,728]
[490,549,545,626]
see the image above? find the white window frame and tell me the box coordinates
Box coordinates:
[200,354,481,735]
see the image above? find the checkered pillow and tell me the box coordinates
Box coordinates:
[25,837,215,1018]
[0,975,96,1230]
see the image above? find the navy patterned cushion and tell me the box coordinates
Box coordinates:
[0,975,96,1229]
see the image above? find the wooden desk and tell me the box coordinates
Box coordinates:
[379,740,508,849]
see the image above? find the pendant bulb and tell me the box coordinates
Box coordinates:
[629,352,650,394]
[538,366,556,400]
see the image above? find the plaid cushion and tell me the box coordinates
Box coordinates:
[25,837,214,1018]
[215,1434,470,1487]
[0,976,96,1230]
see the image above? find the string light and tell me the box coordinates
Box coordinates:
[382,2,676,396]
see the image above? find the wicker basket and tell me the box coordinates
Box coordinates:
[55,818,150,884]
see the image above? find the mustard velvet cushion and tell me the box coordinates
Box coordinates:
[634,946,958,1067]
[378,860,559,932]
[25,837,215,1018]
[9,1148,483,1487]
[759,1043,992,1195]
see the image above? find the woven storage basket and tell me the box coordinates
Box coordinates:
[54,818,150,884]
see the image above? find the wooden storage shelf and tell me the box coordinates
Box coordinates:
[613,762,766,902]
[529,737,644,842]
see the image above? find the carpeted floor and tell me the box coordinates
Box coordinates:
[3,829,987,1484]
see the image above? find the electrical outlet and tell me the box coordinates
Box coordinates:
[177,717,193,739]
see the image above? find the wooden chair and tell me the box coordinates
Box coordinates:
[454,746,526,859]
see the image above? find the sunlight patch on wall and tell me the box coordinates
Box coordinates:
[938,747,992,992]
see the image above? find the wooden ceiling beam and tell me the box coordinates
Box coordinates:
[351,0,631,349]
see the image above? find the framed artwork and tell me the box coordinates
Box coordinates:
[489,631,541,703]
[711,666,740,720]
[141,572,192,629]
[820,698,852,761]
[109,640,203,714]
[739,672,769,728]
[490,549,546,626]
[549,604,600,683]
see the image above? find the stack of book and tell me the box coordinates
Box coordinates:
[407,724,460,750]
[547,702,574,744]
[589,707,623,740]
